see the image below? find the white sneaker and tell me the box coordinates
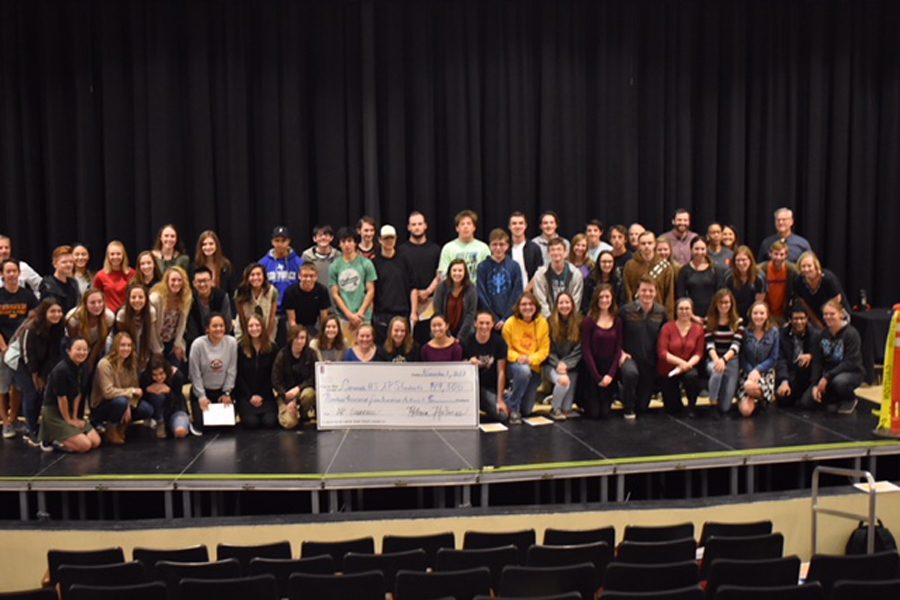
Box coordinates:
[2,424,15,439]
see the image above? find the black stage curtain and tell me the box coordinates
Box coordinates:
[1,0,898,304]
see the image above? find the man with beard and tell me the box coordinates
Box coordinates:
[399,211,441,344]
[659,208,699,266]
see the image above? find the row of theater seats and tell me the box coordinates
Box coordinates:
[6,521,900,600]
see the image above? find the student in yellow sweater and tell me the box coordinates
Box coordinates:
[501,292,550,424]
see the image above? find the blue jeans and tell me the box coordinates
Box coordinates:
[13,369,40,435]
[143,393,167,421]
[507,363,541,416]
[543,365,578,412]
[708,360,740,413]
[91,396,154,426]
[479,388,508,423]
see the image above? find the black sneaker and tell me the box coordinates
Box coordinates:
[837,398,858,415]
[40,441,56,453]
[23,432,41,448]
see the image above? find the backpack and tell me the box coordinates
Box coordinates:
[845,519,898,554]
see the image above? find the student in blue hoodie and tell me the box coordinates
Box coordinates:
[259,226,303,344]
[477,229,522,331]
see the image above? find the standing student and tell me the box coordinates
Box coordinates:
[623,232,676,317]
[39,338,101,453]
[758,240,798,325]
[18,299,66,445]
[507,212,543,291]
[330,227,377,344]
[151,224,190,274]
[583,250,626,315]
[0,259,39,438]
[792,251,845,329]
[116,282,161,370]
[193,230,235,297]
[737,301,780,417]
[676,236,722,320]
[721,225,738,252]
[92,240,136,313]
[619,276,668,419]
[273,325,318,428]
[705,289,744,416]
[188,313,238,432]
[136,251,162,289]
[259,225,303,322]
[149,267,193,371]
[706,223,733,269]
[568,234,594,281]
[477,229,522,331]
[545,293,583,421]
[608,225,633,276]
[400,211,441,344]
[463,311,509,423]
[585,219,612,262]
[301,224,340,287]
[0,235,41,295]
[90,332,154,445]
[373,225,412,342]
[502,292,550,424]
[657,298,705,417]
[532,237,584,317]
[356,215,380,261]
[283,264,331,337]
[233,263,279,343]
[234,315,278,429]
[72,243,94,297]
[420,314,464,362]
[803,299,864,415]
[437,210,490,282]
[532,211,570,265]
[434,259,477,343]
[39,245,79,313]
[724,246,766,321]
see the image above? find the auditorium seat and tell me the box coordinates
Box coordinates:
[156,558,240,600]
[57,562,147,598]
[0,589,58,600]
[600,585,705,600]
[700,534,783,578]
[833,578,900,600]
[499,563,596,600]
[543,526,616,549]
[395,567,492,600]
[475,594,581,600]
[132,546,209,579]
[344,549,428,592]
[216,541,292,575]
[623,523,694,543]
[287,570,385,600]
[699,521,773,546]
[436,546,518,591]
[603,561,699,593]
[382,532,456,568]
[47,547,125,585]
[248,556,336,598]
[464,529,536,564]
[300,536,375,571]
[806,551,900,598]
[178,574,278,600]
[67,581,167,600]
[526,541,612,589]
[616,538,697,564]
[714,582,824,600]
[705,556,801,599]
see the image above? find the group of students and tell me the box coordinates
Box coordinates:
[0,205,864,452]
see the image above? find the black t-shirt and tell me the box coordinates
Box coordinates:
[462,332,507,392]
[0,286,38,342]
[373,254,412,315]
[282,282,331,327]
[398,241,441,291]
[39,275,80,314]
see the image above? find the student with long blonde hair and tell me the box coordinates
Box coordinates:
[150,267,193,370]
[90,332,155,445]
[92,240,136,313]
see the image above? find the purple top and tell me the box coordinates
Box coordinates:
[582,317,623,383]
[420,342,464,362]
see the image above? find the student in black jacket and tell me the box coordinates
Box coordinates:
[234,315,278,429]
[775,304,821,407]
[802,299,864,414]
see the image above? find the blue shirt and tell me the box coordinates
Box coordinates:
[259,250,303,313]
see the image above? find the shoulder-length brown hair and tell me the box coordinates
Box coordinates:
[587,283,619,322]
[239,314,274,357]
[384,316,414,356]
[729,245,759,288]
[513,291,541,321]
[548,292,582,345]
[706,288,741,333]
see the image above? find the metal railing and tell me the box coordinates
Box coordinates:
[811,466,877,554]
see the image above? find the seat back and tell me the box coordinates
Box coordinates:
[701,533,784,578]
[67,581,167,600]
[714,582,825,600]
[436,546,518,591]
[616,538,697,564]
[833,577,900,600]
[287,570,385,600]
[706,556,801,598]
[806,551,900,596]
[603,560,699,593]
[526,541,612,588]
[248,556,335,598]
[463,529,536,564]
[474,594,581,600]
[300,536,375,572]
[133,546,209,579]
[48,547,126,585]
[344,549,428,592]
[57,562,147,598]
[0,589,58,600]
[215,541,292,575]
[499,563,596,600]
[394,567,492,600]
[699,521,773,546]
[623,523,695,543]
[178,574,278,600]
[543,526,615,548]
[156,558,241,600]
[601,585,705,600]
[382,532,455,568]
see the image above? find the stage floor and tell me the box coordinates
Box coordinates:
[2,401,898,493]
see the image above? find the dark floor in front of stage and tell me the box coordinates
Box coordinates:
[0,404,891,482]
